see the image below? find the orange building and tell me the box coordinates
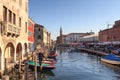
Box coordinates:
[28,17,35,51]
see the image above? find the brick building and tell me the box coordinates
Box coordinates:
[99,20,120,43]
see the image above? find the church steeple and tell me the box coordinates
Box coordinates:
[60,27,63,44]
[60,27,62,36]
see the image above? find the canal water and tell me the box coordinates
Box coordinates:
[37,49,120,80]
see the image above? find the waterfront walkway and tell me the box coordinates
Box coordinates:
[79,48,108,56]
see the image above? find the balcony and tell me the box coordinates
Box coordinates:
[1,21,21,37]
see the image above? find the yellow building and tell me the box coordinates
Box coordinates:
[43,27,49,47]
[0,0,28,72]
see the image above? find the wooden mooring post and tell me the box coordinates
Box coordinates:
[34,54,37,80]
[25,52,29,80]
[32,52,34,61]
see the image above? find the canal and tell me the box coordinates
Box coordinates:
[37,49,120,80]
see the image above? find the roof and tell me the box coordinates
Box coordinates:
[35,24,44,28]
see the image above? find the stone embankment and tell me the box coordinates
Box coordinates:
[79,48,108,56]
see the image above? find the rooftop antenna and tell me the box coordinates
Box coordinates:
[106,22,113,29]
[91,29,92,32]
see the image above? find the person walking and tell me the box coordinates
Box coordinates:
[37,48,44,70]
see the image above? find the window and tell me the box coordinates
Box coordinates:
[38,35,41,39]
[107,37,109,40]
[28,21,31,26]
[3,6,7,21]
[38,28,41,31]
[114,36,116,39]
[25,2,28,12]
[25,22,27,33]
[13,13,16,24]
[19,17,21,27]
[9,10,12,23]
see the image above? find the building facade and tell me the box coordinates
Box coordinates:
[56,35,67,45]
[99,20,120,44]
[80,34,99,43]
[34,24,51,49]
[0,0,28,72]
[56,32,95,46]
[28,17,35,52]
[66,33,91,45]
[56,36,60,44]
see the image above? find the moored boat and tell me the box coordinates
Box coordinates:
[101,54,120,65]
[48,50,58,60]
[43,60,56,64]
[29,61,55,71]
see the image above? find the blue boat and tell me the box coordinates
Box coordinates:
[101,54,120,65]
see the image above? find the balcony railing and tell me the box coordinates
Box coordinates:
[1,21,21,37]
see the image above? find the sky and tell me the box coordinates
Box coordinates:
[29,0,120,40]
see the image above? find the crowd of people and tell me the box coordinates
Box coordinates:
[81,44,120,55]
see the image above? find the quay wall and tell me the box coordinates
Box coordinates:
[79,48,108,56]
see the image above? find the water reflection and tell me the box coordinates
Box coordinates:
[58,47,66,54]
[101,62,120,73]
[36,48,120,80]
[37,70,55,80]
[101,62,120,80]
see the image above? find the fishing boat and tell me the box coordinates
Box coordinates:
[101,54,120,65]
[28,61,55,71]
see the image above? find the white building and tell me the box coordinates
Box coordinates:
[80,34,99,43]
[66,33,89,44]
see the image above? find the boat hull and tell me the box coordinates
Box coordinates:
[29,64,55,71]
[101,58,120,65]
[43,60,56,64]
[28,61,55,71]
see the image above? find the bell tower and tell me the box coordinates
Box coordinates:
[60,27,63,44]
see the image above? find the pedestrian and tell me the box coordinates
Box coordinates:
[44,49,48,60]
[37,48,44,70]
